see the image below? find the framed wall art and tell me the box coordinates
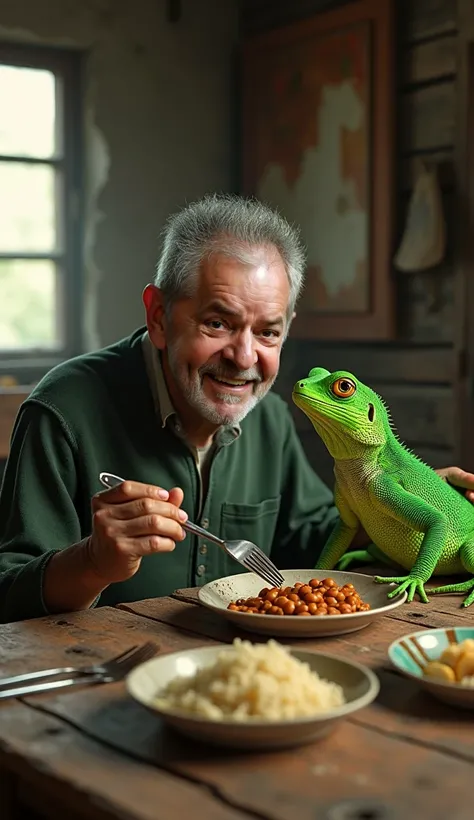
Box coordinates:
[241,0,395,340]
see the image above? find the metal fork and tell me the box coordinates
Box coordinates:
[0,642,157,699]
[99,472,285,589]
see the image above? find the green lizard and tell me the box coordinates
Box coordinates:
[292,367,474,606]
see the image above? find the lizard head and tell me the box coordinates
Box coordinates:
[292,367,388,459]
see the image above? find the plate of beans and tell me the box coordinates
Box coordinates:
[198,570,407,637]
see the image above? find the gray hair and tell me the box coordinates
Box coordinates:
[154,193,306,322]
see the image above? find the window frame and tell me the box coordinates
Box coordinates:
[0,42,84,382]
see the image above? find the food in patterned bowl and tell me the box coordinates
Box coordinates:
[388,626,474,709]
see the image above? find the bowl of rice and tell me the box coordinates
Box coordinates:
[126,638,379,749]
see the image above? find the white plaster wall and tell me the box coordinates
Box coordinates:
[0,0,238,348]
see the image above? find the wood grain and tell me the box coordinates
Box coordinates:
[118,588,471,659]
[18,593,474,820]
[240,0,353,35]
[404,35,456,85]
[241,0,458,43]
[278,339,455,385]
[285,381,455,448]
[397,268,455,344]
[402,81,455,152]
[401,0,457,43]
[0,606,219,680]
[0,703,248,820]
[0,588,473,819]
[30,689,474,820]
[401,149,455,191]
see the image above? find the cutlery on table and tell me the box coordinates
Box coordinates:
[0,642,156,699]
[99,471,285,589]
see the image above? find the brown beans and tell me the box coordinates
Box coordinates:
[227,577,371,617]
[265,589,279,603]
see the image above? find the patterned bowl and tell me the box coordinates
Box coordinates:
[388,626,474,709]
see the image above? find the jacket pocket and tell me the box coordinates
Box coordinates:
[220,496,281,556]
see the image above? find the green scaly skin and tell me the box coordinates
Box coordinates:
[292,367,474,607]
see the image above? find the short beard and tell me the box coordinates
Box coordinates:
[166,341,274,426]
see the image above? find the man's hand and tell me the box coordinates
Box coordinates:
[436,466,474,504]
[86,480,188,584]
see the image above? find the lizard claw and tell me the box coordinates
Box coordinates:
[374,575,430,604]
[336,550,374,571]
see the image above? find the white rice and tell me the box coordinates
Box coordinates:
[154,638,346,721]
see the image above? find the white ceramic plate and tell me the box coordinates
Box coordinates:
[126,644,380,749]
[197,569,407,638]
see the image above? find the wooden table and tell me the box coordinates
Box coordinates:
[1,582,474,820]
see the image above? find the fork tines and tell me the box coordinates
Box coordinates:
[112,641,157,673]
[243,549,285,589]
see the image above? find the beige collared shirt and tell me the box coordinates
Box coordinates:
[141,331,240,512]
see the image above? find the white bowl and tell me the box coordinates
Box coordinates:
[126,644,380,749]
[197,569,407,638]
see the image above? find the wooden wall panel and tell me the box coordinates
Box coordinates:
[403,35,456,85]
[402,0,457,43]
[240,0,356,34]
[397,268,455,343]
[277,339,455,384]
[401,150,454,191]
[276,339,457,484]
[240,0,457,40]
[397,0,458,345]
[287,384,454,447]
[240,0,461,463]
[401,82,456,152]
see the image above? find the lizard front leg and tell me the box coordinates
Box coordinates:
[371,474,448,603]
[337,542,399,572]
[430,538,474,607]
[315,484,360,570]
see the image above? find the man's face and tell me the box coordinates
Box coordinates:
[146,248,290,428]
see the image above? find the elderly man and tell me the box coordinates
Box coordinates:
[0,194,472,622]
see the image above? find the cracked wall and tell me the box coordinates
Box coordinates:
[0,0,238,349]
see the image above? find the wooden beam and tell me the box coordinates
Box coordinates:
[278,339,455,384]
[452,0,474,467]
[401,81,456,153]
[402,0,457,43]
[403,36,456,85]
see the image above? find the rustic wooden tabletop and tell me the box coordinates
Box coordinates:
[0,578,473,820]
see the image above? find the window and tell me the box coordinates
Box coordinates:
[0,44,83,377]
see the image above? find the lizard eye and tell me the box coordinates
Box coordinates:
[331,377,356,398]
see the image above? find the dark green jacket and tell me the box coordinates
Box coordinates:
[0,329,338,622]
